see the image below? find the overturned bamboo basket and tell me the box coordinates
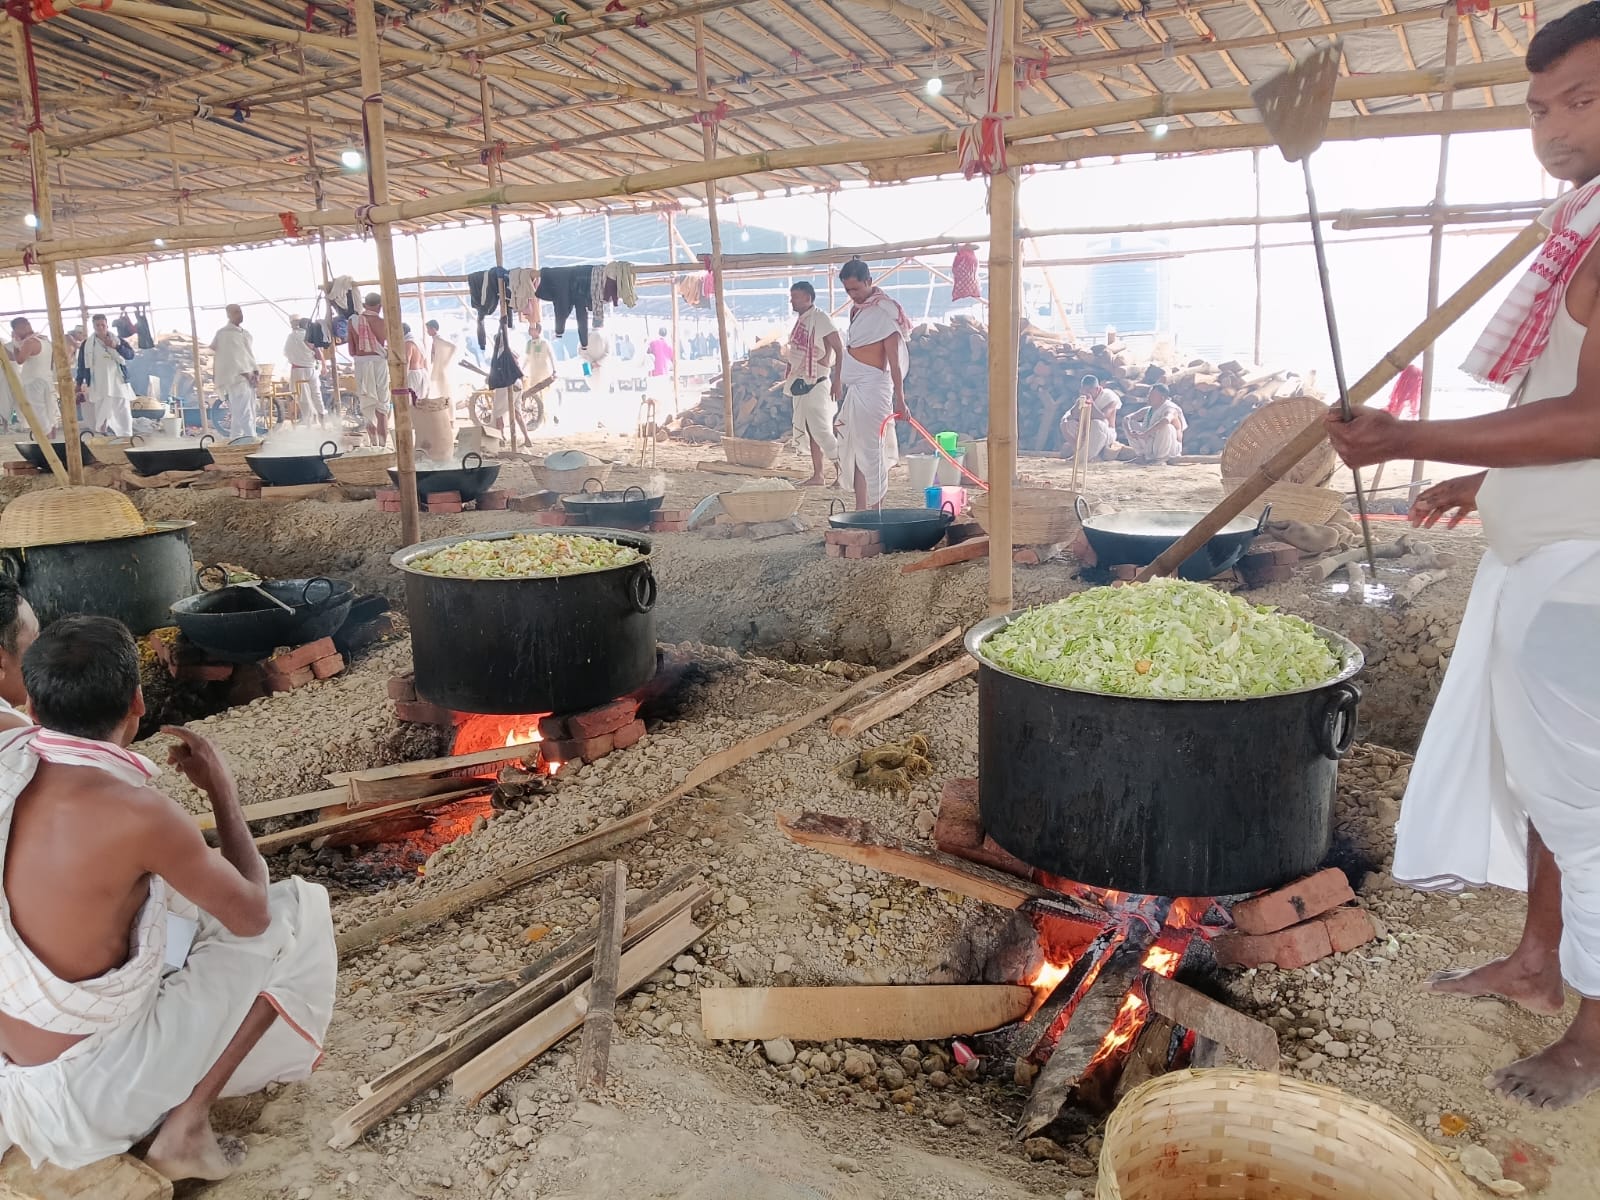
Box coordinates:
[1098,1070,1471,1200]
[532,460,613,494]
[1222,477,1344,526]
[970,486,1087,546]
[717,487,804,524]
[329,449,397,488]
[1219,395,1337,487]
[721,436,784,470]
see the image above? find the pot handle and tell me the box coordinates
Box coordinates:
[1254,503,1273,535]
[302,576,335,606]
[319,441,340,460]
[828,498,845,517]
[1314,681,1362,760]
[1075,495,1090,524]
[623,485,646,502]
[132,434,148,447]
[940,500,956,522]
[0,549,23,585]
[627,565,658,614]
[196,563,228,592]
[582,476,604,494]
[461,452,483,470]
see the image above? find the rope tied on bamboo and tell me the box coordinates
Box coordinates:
[479,140,507,168]
[956,4,1011,179]
[692,100,729,129]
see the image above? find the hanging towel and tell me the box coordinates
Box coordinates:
[134,309,154,351]
[323,276,359,320]
[467,267,511,350]
[535,266,594,348]
[508,267,538,315]
[952,246,981,302]
[606,261,638,308]
[485,329,524,391]
[700,254,715,300]
[676,274,703,308]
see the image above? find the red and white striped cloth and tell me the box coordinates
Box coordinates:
[1463,178,1600,388]
[957,7,1010,179]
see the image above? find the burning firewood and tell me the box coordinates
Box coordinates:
[491,764,559,811]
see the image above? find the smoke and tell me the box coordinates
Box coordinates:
[647,472,668,498]
[256,424,340,457]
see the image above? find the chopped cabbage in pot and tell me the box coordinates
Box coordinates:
[978,578,1341,699]
[412,533,642,579]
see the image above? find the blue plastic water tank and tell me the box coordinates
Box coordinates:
[1081,236,1172,337]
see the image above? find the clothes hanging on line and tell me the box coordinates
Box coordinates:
[588,266,607,330]
[134,308,154,351]
[676,274,704,307]
[113,312,136,341]
[322,276,359,320]
[605,262,638,308]
[485,329,524,392]
[466,267,512,350]
[535,266,595,348]
[508,268,538,315]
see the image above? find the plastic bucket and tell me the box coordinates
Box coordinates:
[924,485,944,509]
[966,438,988,482]
[936,431,961,456]
[906,454,938,490]
[938,486,966,513]
[160,415,181,438]
[936,452,965,486]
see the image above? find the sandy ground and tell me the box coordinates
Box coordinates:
[8,428,1586,1198]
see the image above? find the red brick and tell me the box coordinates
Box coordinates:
[1214,921,1333,971]
[1312,905,1377,954]
[378,499,401,512]
[824,528,881,547]
[649,519,688,533]
[424,490,462,504]
[825,542,845,558]
[394,699,457,726]
[535,510,576,526]
[267,666,316,693]
[425,503,464,514]
[175,663,234,683]
[310,653,345,679]
[1232,867,1355,936]
[269,637,337,675]
[1242,564,1296,587]
[509,491,558,512]
[934,778,982,849]
[542,730,615,764]
[654,509,690,523]
[1012,548,1041,566]
[842,543,882,559]
[375,488,401,502]
[477,490,510,511]
[386,674,417,701]
[537,714,569,740]
[610,718,646,751]
[568,698,640,740]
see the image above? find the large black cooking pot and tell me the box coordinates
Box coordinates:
[828,499,955,553]
[16,436,95,471]
[965,614,1363,898]
[125,433,215,476]
[0,521,195,635]
[1077,497,1269,581]
[391,527,657,714]
[246,441,340,487]
[387,452,502,502]
[560,480,664,526]
[171,572,355,662]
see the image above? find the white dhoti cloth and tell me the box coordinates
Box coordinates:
[224,379,257,440]
[1394,540,1600,997]
[0,878,335,1169]
[88,378,134,438]
[405,368,428,403]
[290,365,323,423]
[1062,414,1115,460]
[837,369,894,508]
[787,379,837,461]
[19,381,57,436]
[353,355,389,422]
[1128,399,1186,463]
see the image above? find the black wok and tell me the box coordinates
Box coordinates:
[828,499,955,554]
[246,440,340,487]
[560,479,664,526]
[1076,497,1269,581]
[125,432,215,476]
[171,571,355,662]
[387,452,502,502]
[16,435,95,471]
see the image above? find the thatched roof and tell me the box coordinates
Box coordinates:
[0,0,1558,271]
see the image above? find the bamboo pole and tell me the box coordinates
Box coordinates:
[1135,221,1547,581]
[2,66,1530,272]
[170,129,208,436]
[301,56,335,432]
[1251,147,1264,366]
[353,0,420,546]
[0,354,68,482]
[667,211,682,417]
[8,22,81,482]
[987,0,1020,615]
[696,19,735,439]
[1413,13,1461,504]
[478,46,513,454]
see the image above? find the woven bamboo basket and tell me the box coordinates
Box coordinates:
[86,437,132,468]
[721,436,784,470]
[970,487,1087,545]
[718,487,804,524]
[1220,396,1337,487]
[1221,476,1345,526]
[532,460,613,494]
[203,438,263,470]
[0,486,149,548]
[329,449,397,488]
[1098,1070,1472,1200]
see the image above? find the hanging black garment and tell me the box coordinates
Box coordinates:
[534,266,593,349]
[113,312,136,340]
[467,267,511,350]
[485,330,523,391]
[134,309,154,350]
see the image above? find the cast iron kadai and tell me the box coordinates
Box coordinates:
[124,433,216,476]
[245,440,341,487]
[1076,496,1270,581]
[0,520,195,635]
[391,527,658,714]
[827,499,956,554]
[15,434,95,471]
[966,614,1364,897]
[170,569,355,662]
[559,479,664,526]
[387,452,502,502]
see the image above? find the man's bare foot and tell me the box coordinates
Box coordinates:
[799,475,825,487]
[1425,956,1566,1016]
[145,1114,247,1182]
[1490,1032,1600,1109]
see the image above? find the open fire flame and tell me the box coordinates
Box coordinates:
[452,712,563,775]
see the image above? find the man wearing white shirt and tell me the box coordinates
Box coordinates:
[209,305,258,440]
[282,318,324,425]
[6,319,59,437]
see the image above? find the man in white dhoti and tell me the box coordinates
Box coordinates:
[415,320,457,459]
[783,281,843,487]
[6,318,59,437]
[349,293,390,446]
[209,305,258,440]
[0,617,335,1179]
[402,323,430,403]
[1059,374,1121,462]
[1125,383,1187,464]
[833,259,911,510]
[1326,5,1600,1109]
[78,315,135,437]
[283,317,325,425]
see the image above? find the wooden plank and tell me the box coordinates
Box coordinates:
[827,657,977,739]
[327,879,705,1150]
[699,985,1033,1042]
[194,785,350,832]
[1114,1015,1178,1101]
[335,809,653,957]
[777,810,1048,911]
[576,862,627,1096]
[253,786,488,854]
[0,1149,171,1200]
[453,912,702,1104]
[259,481,338,502]
[900,536,990,574]
[694,460,808,480]
[1145,973,1280,1071]
[346,772,494,809]
[325,744,537,787]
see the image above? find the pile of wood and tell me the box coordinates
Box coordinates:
[674,318,1318,454]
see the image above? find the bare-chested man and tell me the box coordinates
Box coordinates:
[0,616,335,1179]
[0,579,38,731]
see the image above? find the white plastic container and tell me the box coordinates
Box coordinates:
[905,454,938,490]
[160,415,181,438]
[935,451,966,486]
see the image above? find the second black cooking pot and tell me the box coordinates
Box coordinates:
[125,433,215,476]
[1077,498,1269,581]
[246,441,341,487]
[827,499,955,554]
[171,573,355,662]
[560,480,664,526]
[387,452,502,502]
[16,435,95,471]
